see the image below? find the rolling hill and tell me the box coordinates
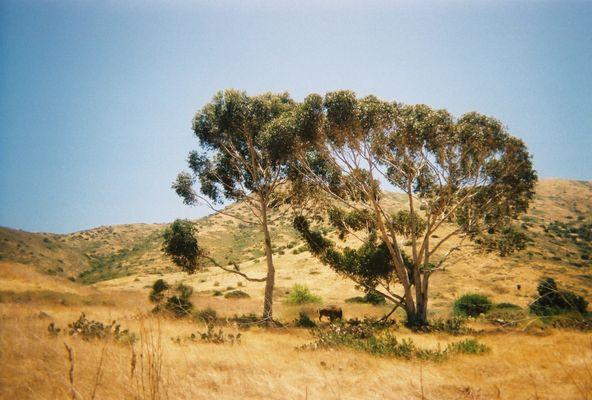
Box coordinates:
[0,178,590,313]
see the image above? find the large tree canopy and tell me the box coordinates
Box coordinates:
[282,90,537,326]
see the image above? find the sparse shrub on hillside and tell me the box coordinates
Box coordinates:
[428,317,469,335]
[194,307,218,323]
[149,279,194,317]
[165,294,193,316]
[172,324,241,345]
[48,313,136,344]
[285,284,321,304]
[447,339,490,354]
[530,277,588,316]
[224,290,250,299]
[229,313,261,327]
[453,294,493,317]
[300,323,489,360]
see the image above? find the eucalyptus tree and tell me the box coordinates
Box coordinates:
[286,91,537,326]
[172,89,298,322]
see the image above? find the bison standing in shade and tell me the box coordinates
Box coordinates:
[319,306,343,322]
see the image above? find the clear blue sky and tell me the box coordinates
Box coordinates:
[1,0,591,233]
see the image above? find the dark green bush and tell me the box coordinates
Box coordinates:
[294,312,317,328]
[453,294,493,317]
[530,277,588,316]
[149,279,169,303]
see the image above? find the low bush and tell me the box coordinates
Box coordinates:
[149,279,194,317]
[229,313,261,326]
[294,312,317,328]
[49,313,136,344]
[453,294,493,317]
[285,284,321,305]
[447,338,490,354]
[530,277,588,316]
[194,307,218,323]
[301,323,488,361]
[428,317,469,335]
[165,295,193,316]
[224,290,250,299]
[172,324,241,345]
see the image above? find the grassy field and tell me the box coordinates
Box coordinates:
[1,178,591,399]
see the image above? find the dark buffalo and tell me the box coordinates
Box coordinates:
[319,306,343,322]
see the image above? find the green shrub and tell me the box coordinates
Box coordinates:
[428,317,468,335]
[530,277,588,316]
[224,290,250,299]
[301,324,489,361]
[294,312,317,328]
[285,284,322,304]
[212,290,222,296]
[447,339,490,354]
[453,294,493,317]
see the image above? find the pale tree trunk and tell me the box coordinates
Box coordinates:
[260,201,276,323]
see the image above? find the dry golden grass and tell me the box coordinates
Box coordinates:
[1,297,591,400]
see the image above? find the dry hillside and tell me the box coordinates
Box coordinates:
[0,178,591,400]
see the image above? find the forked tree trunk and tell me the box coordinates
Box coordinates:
[260,202,276,323]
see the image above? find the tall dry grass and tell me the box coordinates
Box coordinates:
[1,301,591,400]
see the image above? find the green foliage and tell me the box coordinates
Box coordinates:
[173,90,297,206]
[302,323,488,360]
[447,339,490,354]
[284,284,321,304]
[294,312,317,328]
[427,317,468,335]
[453,294,493,317]
[530,277,588,316]
[162,219,204,274]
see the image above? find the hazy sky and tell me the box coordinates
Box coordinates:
[1,0,591,233]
